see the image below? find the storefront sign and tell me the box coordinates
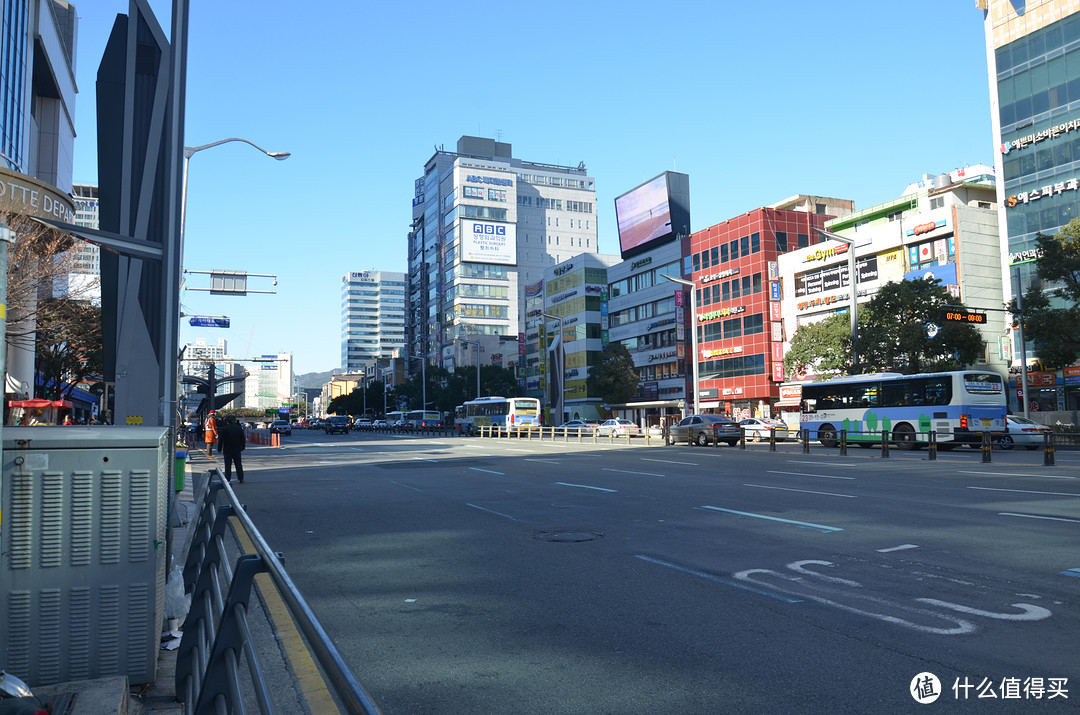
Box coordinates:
[466,174,513,186]
[1009,248,1043,265]
[698,305,746,322]
[779,384,802,401]
[554,262,574,276]
[1006,179,1079,207]
[907,220,947,237]
[702,346,743,358]
[647,349,677,363]
[798,295,841,311]
[770,281,781,301]
[0,167,75,222]
[1064,366,1080,386]
[631,256,653,270]
[1002,119,1080,153]
[803,243,849,263]
[772,362,785,382]
[700,267,739,284]
[722,387,744,396]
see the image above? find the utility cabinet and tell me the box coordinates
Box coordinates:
[1,426,169,686]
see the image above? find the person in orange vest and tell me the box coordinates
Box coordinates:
[204,411,218,453]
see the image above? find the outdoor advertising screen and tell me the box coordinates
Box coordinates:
[461,220,517,265]
[614,171,690,259]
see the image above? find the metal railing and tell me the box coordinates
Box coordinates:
[178,468,382,714]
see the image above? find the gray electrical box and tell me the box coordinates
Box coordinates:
[1,426,169,687]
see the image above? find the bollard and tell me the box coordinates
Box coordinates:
[839,430,847,456]
[881,430,890,458]
[1044,431,1056,466]
[739,428,746,450]
[928,431,937,461]
[769,428,777,452]
[802,428,810,454]
[663,427,670,446]
[714,429,720,448]
[981,430,992,463]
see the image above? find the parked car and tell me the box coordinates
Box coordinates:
[270,419,292,436]
[996,415,1051,450]
[596,418,642,437]
[666,415,742,446]
[739,417,790,441]
[325,415,351,435]
[372,419,389,429]
[354,418,373,430]
[555,419,600,435]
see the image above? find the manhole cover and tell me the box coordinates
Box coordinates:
[534,530,604,543]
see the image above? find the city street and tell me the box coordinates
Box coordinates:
[233,431,1080,714]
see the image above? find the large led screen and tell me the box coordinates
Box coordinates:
[614,171,690,259]
[461,220,517,265]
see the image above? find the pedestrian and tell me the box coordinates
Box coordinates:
[62,414,73,425]
[218,416,246,483]
[204,411,218,454]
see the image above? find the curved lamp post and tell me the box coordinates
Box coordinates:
[180,137,290,258]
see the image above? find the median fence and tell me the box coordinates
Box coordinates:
[179,468,382,714]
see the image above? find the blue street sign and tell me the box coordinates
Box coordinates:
[189,317,230,328]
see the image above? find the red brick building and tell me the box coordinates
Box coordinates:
[687,197,852,419]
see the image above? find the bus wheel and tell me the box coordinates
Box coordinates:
[818,425,838,448]
[893,423,921,450]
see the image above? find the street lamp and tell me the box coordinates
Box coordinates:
[180,137,290,260]
[813,228,859,371]
[661,275,698,416]
[541,312,563,424]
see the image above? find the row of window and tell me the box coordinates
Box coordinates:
[699,353,766,380]
[516,173,590,189]
[998,53,1080,129]
[445,283,509,300]
[609,295,677,328]
[696,273,763,307]
[618,328,678,353]
[637,361,681,382]
[449,303,509,320]
[1005,195,1078,240]
[609,259,682,298]
[995,14,1080,76]
[693,233,763,272]
[1002,133,1080,186]
[697,313,765,342]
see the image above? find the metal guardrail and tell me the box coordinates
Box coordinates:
[178,468,382,714]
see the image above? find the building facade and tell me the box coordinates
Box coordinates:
[242,353,294,412]
[408,136,598,374]
[983,0,1080,410]
[777,167,1005,404]
[65,183,102,302]
[526,252,620,423]
[340,270,407,373]
[689,198,853,420]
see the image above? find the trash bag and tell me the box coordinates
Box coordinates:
[164,562,190,626]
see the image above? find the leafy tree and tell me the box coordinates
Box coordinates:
[783,314,852,379]
[587,342,638,405]
[35,297,103,400]
[1008,218,1080,369]
[858,277,985,373]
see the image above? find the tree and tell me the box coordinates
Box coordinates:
[858,277,985,373]
[784,314,852,379]
[1008,218,1080,369]
[35,297,103,400]
[587,342,638,405]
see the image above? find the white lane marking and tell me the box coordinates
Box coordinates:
[766,470,855,480]
[466,503,518,521]
[505,448,535,453]
[698,506,843,533]
[412,457,437,463]
[998,512,1080,524]
[744,483,856,498]
[640,458,698,466]
[553,482,617,493]
[877,544,920,553]
[959,470,1077,479]
[634,555,803,603]
[602,467,666,477]
[786,461,859,467]
[968,486,1080,498]
[733,569,975,635]
[524,458,561,464]
[389,481,423,492]
[469,467,504,475]
[786,560,863,587]
[915,598,1052,622]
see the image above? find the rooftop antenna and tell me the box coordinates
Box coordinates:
[495,129,503,142]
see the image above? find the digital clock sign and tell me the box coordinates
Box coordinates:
[944,310,987,324]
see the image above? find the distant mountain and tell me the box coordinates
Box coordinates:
[296,369,341,389]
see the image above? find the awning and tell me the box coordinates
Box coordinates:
[775,399,802,408]
[9,399,73,409]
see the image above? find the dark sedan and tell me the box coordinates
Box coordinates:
[665,414,742,446]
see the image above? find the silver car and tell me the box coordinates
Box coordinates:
[596,418,642,437]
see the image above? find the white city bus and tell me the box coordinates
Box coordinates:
[456,396,541,435]
[406,410,443,429]
[797,370,1007,450]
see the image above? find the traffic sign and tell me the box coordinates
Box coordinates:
[189,317,230,328]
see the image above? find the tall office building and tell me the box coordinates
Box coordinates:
[982,0,1080,407]
[60,183,102,302]
[408,136,598,372]
[341,270,407,372]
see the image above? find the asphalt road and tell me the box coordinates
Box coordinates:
[234,430,1080,714]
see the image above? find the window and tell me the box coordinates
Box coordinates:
[710,246,719,265]
[722,282,730,301]
[741,275,751,295]
[776,231,787,252]
[798,233,809,249]
[730,239,739,260]
[693,253,701,272]
[723,316,742,338]
[721,243,729,263]
[740,235,750,255]
[731,278,741,299]
[930,196,945,210]
[751,232,760,253]
[753,272,762,293]
[702,249,711,270]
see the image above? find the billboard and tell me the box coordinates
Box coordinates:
[614,171,690,259]
[461,220,517,265]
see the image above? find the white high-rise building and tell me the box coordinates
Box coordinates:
[408,136,599,372]
[340,270,407,373]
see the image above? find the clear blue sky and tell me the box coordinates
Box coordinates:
[73,1,993,375]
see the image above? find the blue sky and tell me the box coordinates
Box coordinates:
[74,2,994,375]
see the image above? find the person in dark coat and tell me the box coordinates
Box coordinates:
[217,416,247,483]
